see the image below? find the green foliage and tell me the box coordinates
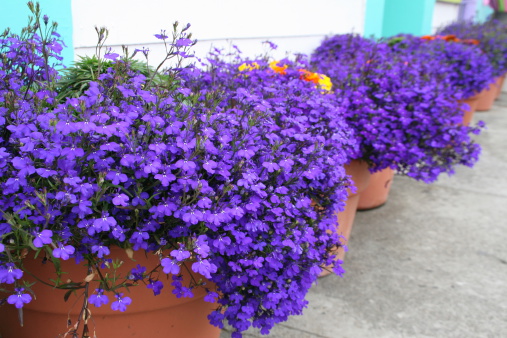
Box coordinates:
[56,55,165,101]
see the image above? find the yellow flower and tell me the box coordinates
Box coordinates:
[269,61,288,75]
[238,62,260,72]
[318,74,332,92]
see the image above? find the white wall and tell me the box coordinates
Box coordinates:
[432,1,460,33]
[72,0,367,64]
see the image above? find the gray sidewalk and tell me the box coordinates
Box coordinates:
[221,96,507,338]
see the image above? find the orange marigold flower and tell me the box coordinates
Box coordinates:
[442,34,460,42]
[298,69,332,92]
[463,39,480,45]
[269,61,288,75]
[299,69,321,85]
[421,35,435,41]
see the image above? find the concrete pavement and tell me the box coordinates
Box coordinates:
[220,95,507,338]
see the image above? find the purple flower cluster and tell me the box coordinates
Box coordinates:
[311,34,483,182]
[0,14,353,337]
[389,34,494,99]
[179,51,355,335]
[438,20,507,78]
[311,34,377,90]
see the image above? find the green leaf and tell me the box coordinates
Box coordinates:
[63,289,74,302]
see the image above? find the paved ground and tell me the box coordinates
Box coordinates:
[221,95,507,338]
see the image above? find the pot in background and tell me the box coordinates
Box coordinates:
[458,93,480,125]
[357,168,395,211]
[494,73,506,100]
[477,77,500,111]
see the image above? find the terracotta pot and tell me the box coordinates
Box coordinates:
[357,168,395,211]
[477,77,501,111]
[458,93,481,126]
[495,73,506,100]
[319,160,370,277]
[0,247,220,338]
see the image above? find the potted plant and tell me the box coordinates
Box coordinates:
[311,34,483,209]
[180,48,358,278]
[307,34,377,264]
[438,20,507,110]
[0,5,354,337]
[389,34,494,125]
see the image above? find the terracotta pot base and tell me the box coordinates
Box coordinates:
[458,93,480,126]
[477,77,501,111]
[495,73,506,100]
[0,248,220,338]
[0,296,220,338]
[357,168,395,211]
[319,160,370,278]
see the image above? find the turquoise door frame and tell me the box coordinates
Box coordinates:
[476,1,494,21]
[364,0,436,38]
[0,0,74,66]
[364,0,387,38]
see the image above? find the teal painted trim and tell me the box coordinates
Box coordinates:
[0,0,74,67]
[381,0,436,37]
[421,0,436,35]
[476,2,494,22]
[364,0,386,38]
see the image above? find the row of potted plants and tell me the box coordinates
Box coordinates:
[1,4,506,337]
[309,17,507,271]
[438,19,507,111]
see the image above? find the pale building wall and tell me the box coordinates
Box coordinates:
[432,1,460,33]
[72,0,367,64]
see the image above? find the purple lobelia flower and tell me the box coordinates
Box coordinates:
[111,293,132,312]
[89,288,110,307]
[7,288,32,308]
[0,263,23,284]
[170,244,191,262]
[147,279,164,296]
[129,264,146,280]
[161,257,181,275]
[33,229,53,248]
[52,243,75,260]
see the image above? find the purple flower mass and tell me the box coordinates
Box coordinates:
[0,27,352,333]
[388,34,494,100]
[438,20,507,78]
[311,34,483,182]
[177,51,355,335]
